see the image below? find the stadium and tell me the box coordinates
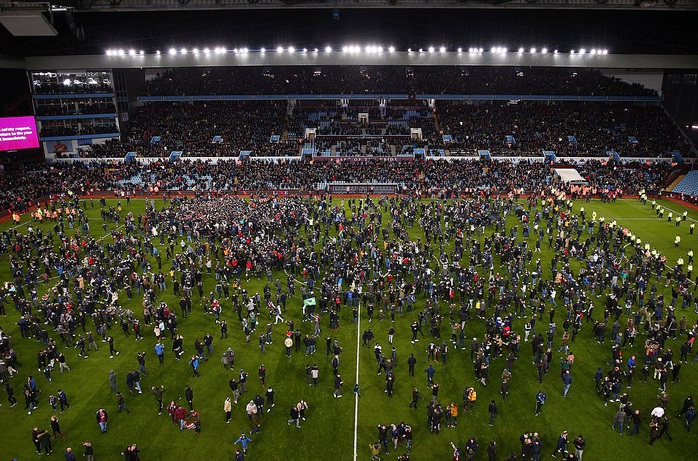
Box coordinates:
[0,1,697,460]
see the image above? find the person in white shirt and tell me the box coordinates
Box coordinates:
[651,405,665,419]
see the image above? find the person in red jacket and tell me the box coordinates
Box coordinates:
[95,408,108,433]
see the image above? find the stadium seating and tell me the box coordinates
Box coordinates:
[66,100,688,159]
[141,67,658,97]
[671,170,698,196]
[434,102,689,158]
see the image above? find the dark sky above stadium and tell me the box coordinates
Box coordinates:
[1,8,697,57]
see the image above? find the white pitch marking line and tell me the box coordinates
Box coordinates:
[353,300,361,461]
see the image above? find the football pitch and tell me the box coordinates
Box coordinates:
[0,196,696,461]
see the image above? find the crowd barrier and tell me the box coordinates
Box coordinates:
[47,155,677,166]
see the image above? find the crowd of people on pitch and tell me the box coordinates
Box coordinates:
[1,189,696,460]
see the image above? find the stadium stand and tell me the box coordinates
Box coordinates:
[671,170,698,197]
[434,102,690,157]
[84,102,298,159]
[31,71,114,95]
[141,66,658,97]
[65,100,689,159]
[8,61,694,216]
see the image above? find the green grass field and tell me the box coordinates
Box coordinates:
[0,196,697,461]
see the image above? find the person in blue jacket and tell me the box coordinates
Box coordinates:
[535,390,546,416]
[154,342,165,364]
[234,433,253,453]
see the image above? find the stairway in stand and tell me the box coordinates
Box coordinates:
[665,174,685,192]
[432,112,440,133]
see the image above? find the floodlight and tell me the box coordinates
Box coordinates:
[389,46,395,53]
[326,46,332,53]
[457,47,462,53]
[260,48,266,53]
[169,48,177,55]
[180,48,187,54]
[428,46,434,53]
[277,46,284,53]
[288,46,295,53]
[541,48,547,54]
[440,46,446,53]
[530,48,536,53]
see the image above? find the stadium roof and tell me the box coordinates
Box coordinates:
[0,4,697,58]
[21,51,698,71]
[4,0,698,13]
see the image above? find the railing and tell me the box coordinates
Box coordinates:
[325,182,402,194]
[47,155,676,165]
[138,94,663,103]
[37,114,117,121]
[35,93,116,99]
